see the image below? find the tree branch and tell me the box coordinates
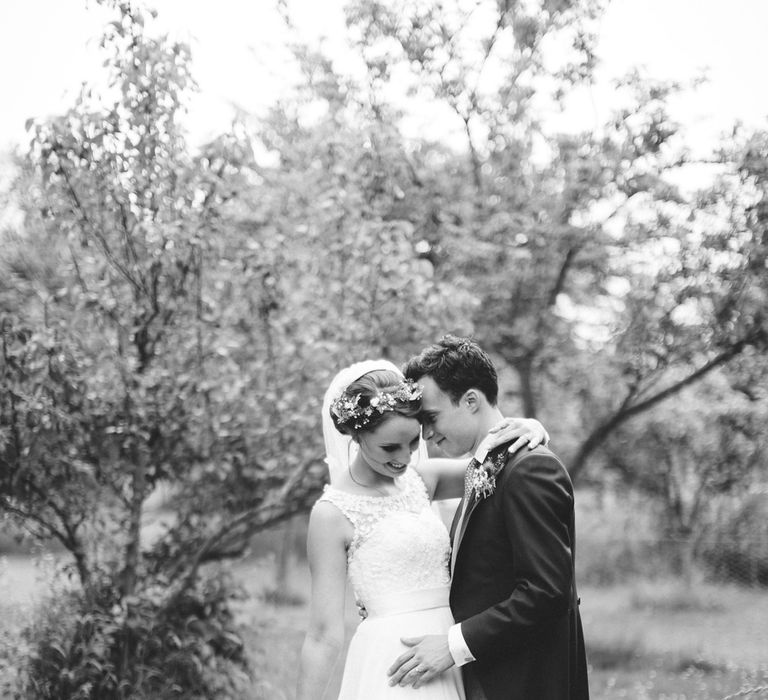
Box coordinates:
[569,330,763,480]
[165,456,319,600]
[57,157,143,294]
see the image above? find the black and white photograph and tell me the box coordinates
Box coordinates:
[1,1,767,699]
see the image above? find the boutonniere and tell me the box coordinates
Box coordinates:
[468,451,507,501]
[469,463,496,500]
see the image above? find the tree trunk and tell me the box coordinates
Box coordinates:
[570,412,627,481]
[679,537,696,586]
[122,451,148,597]
[274,516,298,596]
[70,536,91,591]
[514,357,537,417]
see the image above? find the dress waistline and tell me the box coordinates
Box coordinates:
[364,585,451,618]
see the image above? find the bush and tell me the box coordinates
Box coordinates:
[575,489,681,585]
[700,493,768,586]
[586,633,646,670]
[629,579,724,613]
[16,570,250,700]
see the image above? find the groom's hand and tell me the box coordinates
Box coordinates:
[387,635,454,688]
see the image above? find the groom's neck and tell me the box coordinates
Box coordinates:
[469,406,505,454]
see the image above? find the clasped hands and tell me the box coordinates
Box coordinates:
[386,634,454,688]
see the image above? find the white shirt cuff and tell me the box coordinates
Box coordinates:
[447,623,475,667]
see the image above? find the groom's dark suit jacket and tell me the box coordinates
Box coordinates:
[449,444,589,700]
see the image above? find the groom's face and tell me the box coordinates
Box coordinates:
[417,376,476,457]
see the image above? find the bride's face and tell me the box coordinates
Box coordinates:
[357,414,421,479]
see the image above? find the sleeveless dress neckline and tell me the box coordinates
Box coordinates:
[323,478,409,501]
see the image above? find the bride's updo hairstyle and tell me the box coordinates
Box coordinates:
[330,369,422,438]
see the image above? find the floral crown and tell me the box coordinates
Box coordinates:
[330,379,423,431]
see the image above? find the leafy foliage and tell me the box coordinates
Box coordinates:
[2,0,768,695]
[701,492,768,586]
[603,371,768,534]
[340,1,768,484]
[20,570,248,700]
[0,2,465,695]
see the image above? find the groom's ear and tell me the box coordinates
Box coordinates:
[462,389,481,413]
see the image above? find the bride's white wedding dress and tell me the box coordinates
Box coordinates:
[319,468,465,699]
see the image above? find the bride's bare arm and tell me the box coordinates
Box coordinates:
[488,416,549,455]
[297,502,350,700]
[418,418,549,501]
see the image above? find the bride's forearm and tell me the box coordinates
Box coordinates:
[419,417,549,501]
[296,630,344,700]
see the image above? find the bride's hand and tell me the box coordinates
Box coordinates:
[486,417,550,454]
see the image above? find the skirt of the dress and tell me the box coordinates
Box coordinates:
[336,604,466,700]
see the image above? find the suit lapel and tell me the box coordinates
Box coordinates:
[451,447,509,573]
[450,496,468,576]
[449,495,465,543]
[452,492,480,563]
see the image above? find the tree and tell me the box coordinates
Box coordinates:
[1,2,258,695]
[150,40,472,586]
[564,121,768,478]
[339,0,768,480]
[0,2,467,694]
[602,370,768,576]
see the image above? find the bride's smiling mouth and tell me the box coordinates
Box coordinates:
[387,461,408,471]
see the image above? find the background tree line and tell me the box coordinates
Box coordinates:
[0,0,766,697]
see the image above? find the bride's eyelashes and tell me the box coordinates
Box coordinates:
[381,437,420,453]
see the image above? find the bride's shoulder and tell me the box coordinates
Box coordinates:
[317,482,360,506]
[309,497,354,541]
[315,483,371,521]
[315,485,351,511]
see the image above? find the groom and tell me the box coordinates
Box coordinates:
[387,336,589,699]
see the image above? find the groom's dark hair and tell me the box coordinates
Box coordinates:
[404,335,498,406]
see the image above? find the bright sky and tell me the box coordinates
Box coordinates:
[1,0,767,160]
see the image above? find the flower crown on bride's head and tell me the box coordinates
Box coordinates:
[330,379,423,432]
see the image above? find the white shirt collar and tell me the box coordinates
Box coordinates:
[471,432,495,464]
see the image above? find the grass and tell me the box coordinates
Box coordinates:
[231,553,768,700]
[231,554,358,700]
[629,579,725,614]
[578,580,768,699]
[3,530,768,700]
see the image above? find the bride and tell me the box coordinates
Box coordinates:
[296,360,548,699]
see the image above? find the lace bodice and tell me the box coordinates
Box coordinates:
[318,469,452,607]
